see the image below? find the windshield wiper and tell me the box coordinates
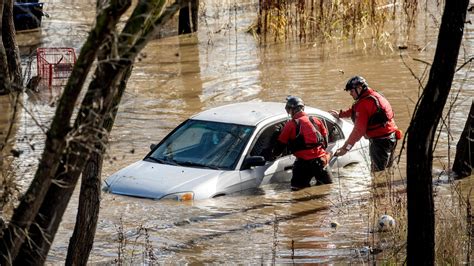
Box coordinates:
[176,161,221,170]
[145,157,178,165]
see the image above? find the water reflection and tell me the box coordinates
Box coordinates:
[178,35,204,108]
[3,0,474,263]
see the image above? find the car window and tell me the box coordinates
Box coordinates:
[315,116,344,143]
[148,120,254,170]
[250,121,289,161]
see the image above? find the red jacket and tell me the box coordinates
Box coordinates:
[278,112,328,160]
[339,88,398,147]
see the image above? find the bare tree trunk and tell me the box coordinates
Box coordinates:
[406,0,469,264]
[191,0,199,32]
[1,0,21,90]
[452,101,473,178]
[65,152,102,266]
[179,0,198,34]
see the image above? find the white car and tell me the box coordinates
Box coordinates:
[103,102,369,200]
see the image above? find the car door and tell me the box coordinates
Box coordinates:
[239,121,294,188]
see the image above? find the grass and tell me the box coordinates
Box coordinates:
[363,165,473,264]
[248,0,422,46]
[114,218,157,265]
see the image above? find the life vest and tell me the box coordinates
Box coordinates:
[351,89,394,131]
[288,116,327,152]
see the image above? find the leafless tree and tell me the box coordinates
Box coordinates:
[406,0,469,264]
[0,0,196,264]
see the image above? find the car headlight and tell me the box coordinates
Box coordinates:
[160,192,194,201]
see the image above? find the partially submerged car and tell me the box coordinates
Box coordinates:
[103,102,369,201]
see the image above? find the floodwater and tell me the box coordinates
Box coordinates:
[1,0,473,264]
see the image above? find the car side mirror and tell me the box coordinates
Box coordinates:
[242,156,266,169]
[150,143,156,150]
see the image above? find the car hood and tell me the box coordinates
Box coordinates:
[104,160,223,200]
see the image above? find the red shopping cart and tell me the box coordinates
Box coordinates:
[36,47,76,88]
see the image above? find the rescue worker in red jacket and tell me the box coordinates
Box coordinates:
[330,76,400,172]
[273,96,333,191]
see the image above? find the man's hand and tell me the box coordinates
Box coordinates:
[334,147,348,157]
[322,152,331,166]
[329,110,340,118]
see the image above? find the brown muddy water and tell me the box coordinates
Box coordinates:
[1,0,473,264]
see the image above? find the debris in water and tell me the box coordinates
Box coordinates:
[377,214,396,232]
[330,221,340,229]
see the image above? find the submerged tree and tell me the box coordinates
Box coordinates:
[179,0,199,34]
[406,0,469,264]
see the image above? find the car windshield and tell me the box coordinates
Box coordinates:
[147,119,255,170]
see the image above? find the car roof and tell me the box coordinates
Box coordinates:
[190,101,328,126]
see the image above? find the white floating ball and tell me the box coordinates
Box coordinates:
[377,214,396,231]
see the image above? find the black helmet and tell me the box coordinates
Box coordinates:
[345,76,368,91]
[285,96,304,111]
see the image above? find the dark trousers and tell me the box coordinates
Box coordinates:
[369,133,397,172]
[291,157,333,188]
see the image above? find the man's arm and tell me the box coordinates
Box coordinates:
[334,102,372,156]
[330,107,352,119]
[270,121,293,159]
